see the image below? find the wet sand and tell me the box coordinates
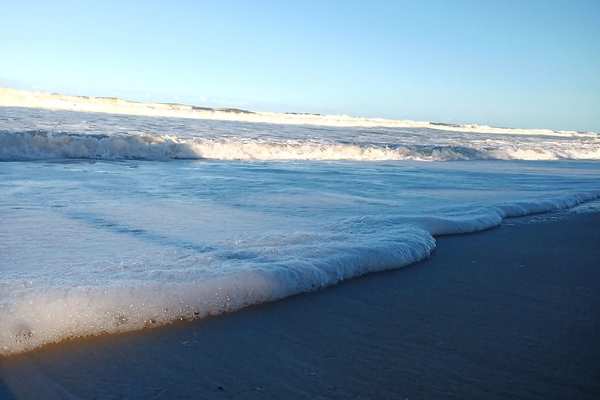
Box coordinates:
[1,213,599,399]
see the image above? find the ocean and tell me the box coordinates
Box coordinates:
[1,105,599,355]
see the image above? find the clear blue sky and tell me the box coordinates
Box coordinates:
[2,0,599,131]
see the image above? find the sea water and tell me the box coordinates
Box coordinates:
[1,107,599,354]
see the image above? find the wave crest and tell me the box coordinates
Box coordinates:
[2,130,599,162]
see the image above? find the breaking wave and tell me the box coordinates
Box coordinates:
[1,87,598,137]
[2,130,600,162]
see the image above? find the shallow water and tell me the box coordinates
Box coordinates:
[1,107,600,355]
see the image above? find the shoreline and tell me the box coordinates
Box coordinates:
[1,211,599,399]
[1,195,599,357]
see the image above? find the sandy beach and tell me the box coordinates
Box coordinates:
[1,211,598,399]
[3,2,600,398]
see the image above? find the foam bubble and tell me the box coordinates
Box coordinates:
[0,225,436,355]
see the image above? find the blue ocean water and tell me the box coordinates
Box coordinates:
[1,107,599,354]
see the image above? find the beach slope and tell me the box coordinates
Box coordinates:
[1,213,599,399]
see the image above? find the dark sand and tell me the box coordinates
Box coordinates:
[1,213,599,399]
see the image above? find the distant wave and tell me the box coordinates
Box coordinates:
[1,87,597,137]
[2,130,600,162]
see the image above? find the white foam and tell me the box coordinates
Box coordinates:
[0,224,436,355]
[1,87,597,137]
[1,190,599,355]
[2,92,600,356]
[2,130,599,161]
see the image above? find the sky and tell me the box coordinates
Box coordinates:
[1,0,599,131]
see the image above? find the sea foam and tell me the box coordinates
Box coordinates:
[1,188,599,355]
[1,87,597,137]
[2,130,599,162]
[1,102,600,356]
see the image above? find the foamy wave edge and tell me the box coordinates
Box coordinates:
[1,191,599,356]
[2,130,600,162]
